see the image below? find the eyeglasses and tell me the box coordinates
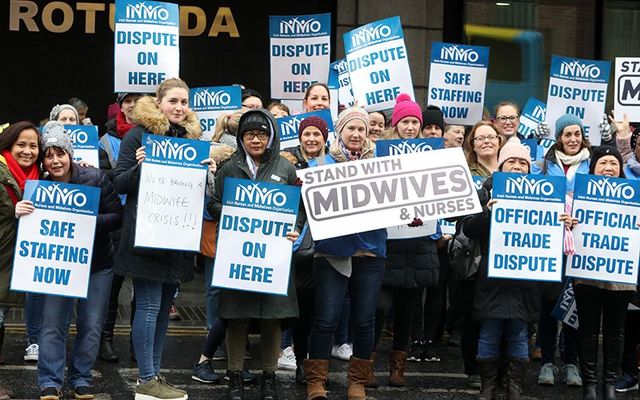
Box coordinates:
[473,134,499,143]
[242,103,261,109]
[244,131,269,140]
[496,115,519,123]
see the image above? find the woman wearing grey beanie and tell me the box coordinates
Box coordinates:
[49,104,80,125]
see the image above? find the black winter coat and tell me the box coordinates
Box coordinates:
[384,237,440,288]
[113,96,201,284]
[462,177,540,323]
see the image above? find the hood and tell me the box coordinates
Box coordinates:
[131,95,201,139]
[210,143,236,165]
[235,109,281,164]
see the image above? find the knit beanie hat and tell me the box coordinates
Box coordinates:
[498,137,531,170]
[335,107,369,135]
[298,116,329,141]
[631,129,640,150]
[49,104,79,124]
[422,107,445,131]
[117,92,143,106]
[238,110,272,136]
[391,93,422,127]
[589,145,624,176]
[555,113,584,138]
[41,121,74,158]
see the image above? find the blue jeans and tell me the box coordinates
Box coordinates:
[309,256,385,360]
[334,296,351,345]
[477,318,529,360]
[204,256,220,331]
[38,268,113,390]
[132,279,177,381]
[26,292,44,344]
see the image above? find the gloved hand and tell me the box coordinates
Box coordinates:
[599,113,612,142]
[407,217,423,227]
[535,122,550,139]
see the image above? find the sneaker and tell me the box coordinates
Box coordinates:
[615,372,639,392]
[168,305,181,321]
[422,340,440,362]
[157,375,187,398]
[224,369,256,384]
[331,343,352,361]
[40,387,62,400]
[277,346,297,371]
[467,374,481,389]
[563,363,582,387]
[211,347,226,361]
[135,377,186,400]
[72,386,95,399]
[537,362,558,385]
[192,360,220,384]
[407,341,423,362]
[25,343,39,362]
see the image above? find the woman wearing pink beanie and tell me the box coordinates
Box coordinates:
[383,94,423,139]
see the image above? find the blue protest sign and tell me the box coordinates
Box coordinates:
[11,180,100,298]
[551,280,579,329]
[65,125,100,167]
[331,58,355,110]
[566,174,640,284]
[189,86,242,141]
[213,178,301,295]
[375,138,444,157]
[522,139,539,162]
[277,109,336,149]
[518,97,546,139]
[488,172,566,282]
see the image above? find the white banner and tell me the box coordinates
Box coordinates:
[298,147,481,241]
[614,58,640,122]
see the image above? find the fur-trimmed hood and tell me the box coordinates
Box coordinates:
[131,95,201,139]
[210,143,236,167]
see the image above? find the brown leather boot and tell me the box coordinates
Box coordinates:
[365,352,378,388]
[348,357,373,400]
[389,350,407,387]
[304,359,329,400]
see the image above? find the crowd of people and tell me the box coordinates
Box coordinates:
[0,77,639,400]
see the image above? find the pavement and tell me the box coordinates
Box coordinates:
[1,268,640,399]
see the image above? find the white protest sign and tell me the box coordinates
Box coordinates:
[344,16,413,111]
[331,58,355,110]
[517,97,546,139]
[135,134,208,251]
[213,178,301,295]
[190,86,242,141]
[298,147,481,241]
[427,42,489,125]
[566,175,640,284]
[488,173,566,282]
[277,109,336,150]
[114,0,179,93]
[270,13,331,101]
[545,56,611,145]
[614,58,640,122]
[375,138,445,239]
[66,125,100,167]
[11,180,99,298]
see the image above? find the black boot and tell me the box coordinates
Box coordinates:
[295,363,306,385]
[478,357,499,400]
[579,333,598,400]
[603,330,624,400]
[227,370,243,400]
[99,333,119,363]
[261,371,277,400]
[506,357,527,400]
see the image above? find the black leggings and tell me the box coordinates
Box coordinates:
[373,287,421,352]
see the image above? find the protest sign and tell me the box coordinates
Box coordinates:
[190,86,242,141]
[298,147,481,240]
[11,180,99,298]
[327,61,340,121]
[135,134,208,251]
[343,16,413,111]
[212,178,300,295]
[65,125,100,167]
[427,42,489,125]
[331,58,355,110]
[522,139,539,162]
[551,280,579,329]
[114,0,179,93]
[488,172,566,282]
[566,174,640,284]
[518,97,546,139]
[545,56,611,145]
[277,109,336,149]
[376,138,444,239]
[614,58,640,121]
[270,13,331,102]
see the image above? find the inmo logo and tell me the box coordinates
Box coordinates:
[532,105,546,121]
[387,142,433,155]
[125,2,169,21]
[279,17,321,34]
[505,176,554,196]
[35,184,87,208]
[280,117,302,138]
[440,45,479,63]
[193,89,231,108]
[559,61,601,79]
[150,139,197,161]
[587,178,634,200]
[68,129,88,145]
[351,24,392,47]
[334,59,349,74]
[235,184,287,207]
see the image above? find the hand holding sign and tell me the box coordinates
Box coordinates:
[15,200,35,218]
[608,111,631,139]
[559,213,578,230]
[136,146,146,164]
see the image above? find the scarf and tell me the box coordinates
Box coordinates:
[329,137,375,163]
[564,193,576,256]
[1,149,39,205]
[116,111,136,138]
[554,148,590,183]
[627,154,640,177]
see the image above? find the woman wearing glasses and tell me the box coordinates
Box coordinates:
[464,121,503,178]
[494,101,523,141]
